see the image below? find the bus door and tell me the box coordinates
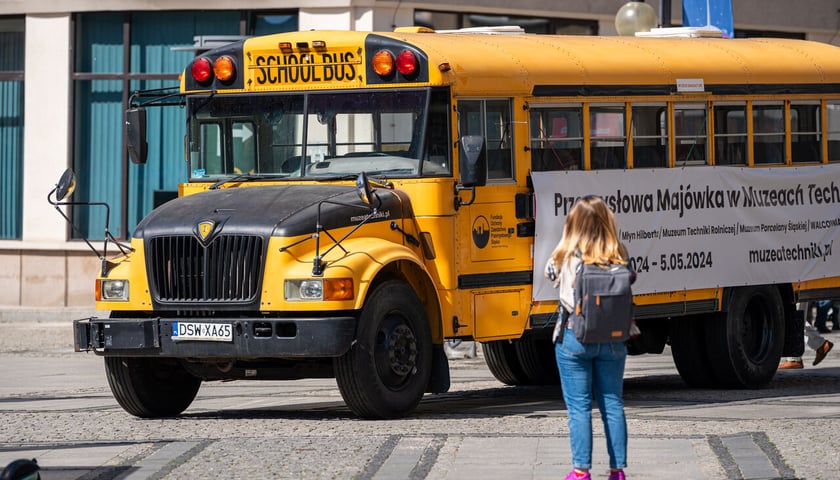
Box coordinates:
[455,98,527,340]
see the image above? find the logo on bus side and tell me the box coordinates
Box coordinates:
[253,52,358,85]
[472,216,490,249]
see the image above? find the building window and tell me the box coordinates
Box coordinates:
[71,11,297,240]
[414,11,597,35]
[732,29,805,39]
[250,13,297,35]
[0,17,24,239]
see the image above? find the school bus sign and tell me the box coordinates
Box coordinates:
[251,50,361,86]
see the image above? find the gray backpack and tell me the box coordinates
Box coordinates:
[565,261,635,343]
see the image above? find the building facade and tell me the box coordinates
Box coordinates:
[1,0,839,308]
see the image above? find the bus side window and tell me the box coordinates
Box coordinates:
[791,102,821,164]
[631,103,667,168]
[829,102,840,162]
[421,90,451,175]
[529,106,582,171]
[485,100,513,179]
[590,104,626,170]
[458,99,514,181]
[674,103,708,165]
[713,102,747,166]
[753,102,785,165]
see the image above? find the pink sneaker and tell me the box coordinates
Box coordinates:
[608,470,626,480]
[564,471,591,480]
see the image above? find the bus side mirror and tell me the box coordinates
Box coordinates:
[356,172,375,207]
[55,168,77,202]
[126,107,148,165]
[458,135,486,187]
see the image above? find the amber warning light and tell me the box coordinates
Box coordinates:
[213,56,236,82]
[372,50,395,76]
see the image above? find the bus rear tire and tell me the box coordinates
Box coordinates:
[514,337,560,385]
[705,286,784,388]
[482,340,530,385]
[669,314,717,388]
[334,280,432,419]
[104,357,201,418]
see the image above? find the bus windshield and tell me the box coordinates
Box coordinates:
[187,88,450,181]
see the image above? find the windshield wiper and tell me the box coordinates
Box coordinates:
[209,174,287,190]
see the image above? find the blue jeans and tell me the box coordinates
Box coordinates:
[813,300,832,330]
[555,328,628,470]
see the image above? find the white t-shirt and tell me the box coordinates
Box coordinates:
[545,254,581,312]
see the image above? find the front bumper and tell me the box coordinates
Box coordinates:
[73,316,356,358]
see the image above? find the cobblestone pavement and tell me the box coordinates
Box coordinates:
[1,315,839,479]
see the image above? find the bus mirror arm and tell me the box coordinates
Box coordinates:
[390,221,420,246]
[311,201,375,276]
[47,169,135,277]
[454,185,476,210]
[307,174,418,275]
[124,87,188,166]
[294,196,380,277]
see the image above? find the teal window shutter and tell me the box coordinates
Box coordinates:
[0,21,24,239]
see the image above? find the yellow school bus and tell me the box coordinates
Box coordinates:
[61,26,840,419]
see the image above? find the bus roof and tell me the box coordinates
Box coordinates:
[231,29,840,97]
[382,31,840,96]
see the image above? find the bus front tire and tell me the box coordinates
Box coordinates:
[104,357,201,418]
[334,280,432,419]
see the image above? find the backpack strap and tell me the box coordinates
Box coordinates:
[556,251,582,344]
[556,307,570,344]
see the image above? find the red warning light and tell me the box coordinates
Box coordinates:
[191,57,213,83]
[395,50,417,76]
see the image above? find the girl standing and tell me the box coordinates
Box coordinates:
[545,195,630,480]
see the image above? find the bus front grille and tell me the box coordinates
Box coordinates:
[147,235,264,303]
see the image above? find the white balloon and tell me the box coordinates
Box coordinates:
[615,1,658,36]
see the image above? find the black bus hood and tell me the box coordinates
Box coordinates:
[133,184,407,240]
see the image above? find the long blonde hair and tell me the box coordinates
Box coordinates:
[550,195,628,267]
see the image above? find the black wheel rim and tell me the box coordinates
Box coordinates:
[373,312,418,389]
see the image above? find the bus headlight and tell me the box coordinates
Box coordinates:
[285,278,354,301]
[97,279,129,301]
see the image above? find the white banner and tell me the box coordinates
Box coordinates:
[532,166,840,300]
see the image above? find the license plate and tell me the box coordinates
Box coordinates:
[172,322,233,342]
